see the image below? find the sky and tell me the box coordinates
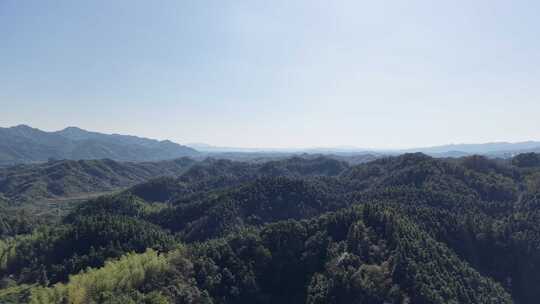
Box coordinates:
[1,0,539,149]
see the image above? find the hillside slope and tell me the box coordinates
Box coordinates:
[0,158,196,204]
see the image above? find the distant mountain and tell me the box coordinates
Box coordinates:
[320,141,540,157]
[187,143,378,154]
[187,143,295,153]
[189,141,540,159]
[0,125,198,165]
[403,141,540,156]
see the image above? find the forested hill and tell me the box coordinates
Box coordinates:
[0,156,348,206]
[0,125,198,165]
[0,157,196,205]
[1,153,540,303]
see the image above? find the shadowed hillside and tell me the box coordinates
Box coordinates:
[0,158,196,205]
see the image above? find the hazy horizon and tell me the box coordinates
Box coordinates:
[2,1,539,149]
[3,123,540,152]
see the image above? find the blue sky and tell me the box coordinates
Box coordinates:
[1,0,539,149]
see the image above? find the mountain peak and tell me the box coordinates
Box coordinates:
[55,126,95,140]
[62,126,86,132]
[11,124,34,130]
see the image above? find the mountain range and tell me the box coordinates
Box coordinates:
[0,125,198,165]
[2,125,540,167]
[402,141,540,156]
[190,141,540,157]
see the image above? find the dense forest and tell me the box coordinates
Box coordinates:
[0,158,196,205]
[1,153,540,303]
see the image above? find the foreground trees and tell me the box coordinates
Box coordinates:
[4,206,512,304]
